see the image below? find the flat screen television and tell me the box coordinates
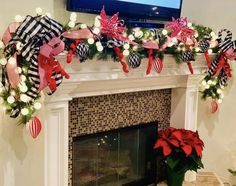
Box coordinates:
[66,0,183,21]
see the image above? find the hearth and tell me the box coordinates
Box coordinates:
[72,122,158,186]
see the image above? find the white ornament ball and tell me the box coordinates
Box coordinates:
[20,94,29,102]
[0,58,7,66]
[187,22,192,27]
[123,43,130,50]
[217,89,222,94]
[20,75,27,82]
[14,15,23,22]
[19,84,28,93]
[17,67,22,74]
[34,102,42,110]
[208,49,213,55]
[95,42,102,47]
[7,96,15,104]
[93,27,100,35]
[128,35,135,41]
[207,80,213,85]
[195,47,200,52]
[21,108,29,116]
[220,94,224,99]
[210,32,216,37]
[123,49,130,56]
[132,45,138,51]
[87,38,95,45]
[80,24,87,29]
[97,45,104,52]
[162,29,168,36]
[8,57,16,65]
[94,19,101,27]
[68,21,75,28]
[35,7,43,15]
[0,41,4,49]
[10,90,16,96]
[201,80,207,86]
[70,12,77,22]
[217,99,222,104]
[205,84,210,89]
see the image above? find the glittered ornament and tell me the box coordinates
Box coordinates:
[153,57,163,73]
[76,42,90,62]
[199,39,210,52]
[209,100,218,113]
[182,51,195,74]
[26,116,42,139]
[127,53,141,68]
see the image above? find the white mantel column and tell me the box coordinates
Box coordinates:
[170,75,203,182]
[44,100,70,186]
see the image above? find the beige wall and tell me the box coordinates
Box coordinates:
[182,0,236,183]
[0,1,53,186]
[0,0,236,185]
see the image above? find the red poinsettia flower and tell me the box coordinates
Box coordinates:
[154,127,180,156]
[178,129,204,157]
[99,7,128,41]
[166,17,189,37]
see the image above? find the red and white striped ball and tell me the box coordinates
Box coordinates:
[209,100,218,113]
[26,116,42,139]
[153,57,163,73]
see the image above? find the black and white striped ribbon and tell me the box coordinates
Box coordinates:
[218,29,234,53]
[149,28,161,40]
[107,39,124,48]
[5,15,63,99]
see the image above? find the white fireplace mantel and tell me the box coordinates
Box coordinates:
[43,54,207,186]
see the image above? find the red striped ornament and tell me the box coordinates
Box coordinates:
[153,57,163,73]
[209,100,218,113]
[26,116,42,139]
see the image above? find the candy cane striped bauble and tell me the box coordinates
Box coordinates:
[199,39,210,52]
[153,57,163,73]
[26,116,42,139]
[209,100,218,113]
[127,54,141,68]
[76,42,90,62]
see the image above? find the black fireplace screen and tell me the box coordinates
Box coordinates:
[72,122,158,186]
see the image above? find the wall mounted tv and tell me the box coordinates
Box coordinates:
[66,0,183,21]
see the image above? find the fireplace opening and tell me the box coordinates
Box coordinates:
[72,122,158,186]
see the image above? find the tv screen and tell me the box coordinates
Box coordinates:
[67,0,183,21]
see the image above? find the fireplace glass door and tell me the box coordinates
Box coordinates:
[73,122,158,186]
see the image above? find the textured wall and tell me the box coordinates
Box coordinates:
[68,89,172,186]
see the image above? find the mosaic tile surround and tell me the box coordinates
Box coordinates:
[68,89,172,186]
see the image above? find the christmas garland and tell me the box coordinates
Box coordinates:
[0,7,235,138]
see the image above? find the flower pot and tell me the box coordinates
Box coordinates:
[166,167,185,186]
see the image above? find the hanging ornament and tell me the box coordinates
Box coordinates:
[209,100,218,113]
[182,51,195,74]
[199,39,211,67]
[76,42,90,62]
[26,116,42,139]
[153,57,163,73]
[127,53,141,68]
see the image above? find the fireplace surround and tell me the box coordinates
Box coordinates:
[43,54,207,186]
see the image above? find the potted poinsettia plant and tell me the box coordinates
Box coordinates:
[154,127,204,186]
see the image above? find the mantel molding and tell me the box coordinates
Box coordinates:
[45,54,207,103]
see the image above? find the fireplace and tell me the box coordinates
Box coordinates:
[72,122,158,186]
[43,55,206,186]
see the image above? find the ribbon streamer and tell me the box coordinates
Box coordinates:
[113,47,129,73]
[67,40,80,63]
[39,37,69,92]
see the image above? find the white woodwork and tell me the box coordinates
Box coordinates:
[43,54,207,186]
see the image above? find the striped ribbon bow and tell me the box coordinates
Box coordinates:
[4,15,63,99]
[208,29,236,86]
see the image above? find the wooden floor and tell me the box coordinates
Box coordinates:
[157,172,224,186]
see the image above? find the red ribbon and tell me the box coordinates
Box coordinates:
[67,40,80,63]
[113,47,129,73]
[146,49,153,75]
[204,51,211,68]
[187,63,194,74]
[38,55,70,92]
[214,54,232,78]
